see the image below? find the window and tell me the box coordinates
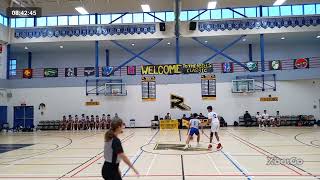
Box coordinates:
[15,18,26,27]
[9,59,17,76]
[79,15,89,25]
[166,12,175,21]
[111,14,122,24]
[133,13,143,23]
[222,9,233,19]
[144,13,155,22]
[37,17,46,26]
[101,14,111,24]
[262,7,269,16]
[199,10,210,20]
[280,6,292,16]
[211,9,221,19]
[68,16,78,25]
[233,8,245,18]
[123,13,133,23]
[47,16,58,26]
[90,15,96,24]
[188,10,199,20]
[155,12,165,22]
[58,16,68,26]
[4,17,8,26]
[10,18,16,28]
[245,7,257,17]
[179,11,187,21]
[292,5,303,15]
[317,4,320,14]
[268,6,280,16]
[25,18,34,27]
[304,4,316,15]
[0,15,3,25]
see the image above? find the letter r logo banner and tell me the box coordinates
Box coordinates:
[170,94,191,111]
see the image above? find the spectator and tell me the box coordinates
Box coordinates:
[262,110,271,127]
[243,111,253,127]
[256,112,263,128]
[112,113,120,121]
[199,113,205,118]
[272,111,281,127]
[182,114,187,119]
[164,113,171,120]
[107,114,112,129]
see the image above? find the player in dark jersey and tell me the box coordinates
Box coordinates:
[90,115,95,130]
[95,115,100,130]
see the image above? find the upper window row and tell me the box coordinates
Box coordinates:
[5,3,320,28]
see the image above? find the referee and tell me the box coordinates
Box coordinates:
[102,119,139,180]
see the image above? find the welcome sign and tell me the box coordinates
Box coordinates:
[141,63,213,75]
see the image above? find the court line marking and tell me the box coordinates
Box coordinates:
[146,154,157,176]
[122,129,159,177]
[227,130,304,176]
[206,154,221,175]
[179,129,185,180]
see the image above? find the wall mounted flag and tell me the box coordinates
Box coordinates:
[294,58,309,69]
[84,67,95,76]
[269,60,282,70]
[246,62,258,72]
[127,66,136,75]
[44,68,58,77]
[102,66,114,77]
[222,62,233,73]
[23,68,32,79]
[65,68,77,77]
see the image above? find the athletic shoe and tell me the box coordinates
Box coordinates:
[208,144,213,149]
[183,144,191,150]
[217,143,222,149]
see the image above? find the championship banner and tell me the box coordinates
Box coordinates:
[294,58,309,69]
[260,97,279,102]
[269,60,282,70]
[201,75,216,100]
[23,68,32,79]
[44,68,58,77]
[141,76,156,101]
[84,67,95,76]
[141,63,213,75]
[65,68,77,77]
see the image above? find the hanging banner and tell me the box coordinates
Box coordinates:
[269,60,282,70]
[102,66,114,77]
[141,76,156,101]
[23,68,32,79]
[260,97,279,102]
[222,62,233,73]
[65,68,77,77]
[246,62,258,72]
[44,68,58,77]
[84,67,95,76]
[294,58,309,69]
[127,66,136,75]
[141,63,213,75]
[201,75,216,100]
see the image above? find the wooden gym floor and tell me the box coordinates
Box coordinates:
[0,127,319,180]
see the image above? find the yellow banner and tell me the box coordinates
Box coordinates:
[260,97,279,102]
[141,63,213,75]
[85,101,100,106]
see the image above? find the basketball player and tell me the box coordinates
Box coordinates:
[256,112,263,128]
[67,115,73,130]
[101,114,107,129]
[61,115,67,130]
[90,115,95,130]
[262,110,270,127]
[74,115,79,130]
[80,114,85,130]
[184,113,203,150]
[107,114,112,129]
[271,111,281,127]
[85,116,90,130]
[207,106,222,150]
[95,115,100,130]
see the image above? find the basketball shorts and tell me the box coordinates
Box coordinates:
[211,122,220,132]
[189,127,199,136]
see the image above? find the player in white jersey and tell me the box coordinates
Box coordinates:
[256,112,263,128]
[184,113,203,150]
[207,106,222,150]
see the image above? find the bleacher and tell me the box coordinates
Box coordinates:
[238,115,317,127]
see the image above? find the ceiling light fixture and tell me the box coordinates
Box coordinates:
[281,37,285,40]
[317,35,320,39]
[204,40,208,43]
[242,38,247,42]
[141,4,151,12]
[273,0,286,6]
[207,1,217,9]
[131,43,135,46]
[167,42,171,45]
[24,46,28,50]
[60,45,64,48]
[75,7,89,15]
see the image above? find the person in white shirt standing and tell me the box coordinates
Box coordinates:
[184,113,203,150]
[207,106,222,150]
[256,112,263,128]
[262,110,271,127]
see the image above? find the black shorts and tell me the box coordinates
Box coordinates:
[102,161,121,180]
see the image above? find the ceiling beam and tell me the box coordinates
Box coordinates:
[11,0,28,7]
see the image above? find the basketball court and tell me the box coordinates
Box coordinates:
[0,0,320,180]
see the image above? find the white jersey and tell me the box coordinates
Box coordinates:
[262,113,269,119]
[208,112,219,124]
[256,114,262,119]
[190,119,200,129]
